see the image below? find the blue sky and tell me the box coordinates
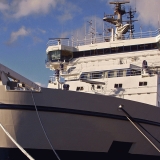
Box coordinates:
[0,0,159,87]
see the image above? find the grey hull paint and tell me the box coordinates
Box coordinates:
[0,85,160,156]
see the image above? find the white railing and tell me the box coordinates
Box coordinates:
[47,29,160,47]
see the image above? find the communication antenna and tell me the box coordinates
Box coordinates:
[158,14,160,29]
[87,20,95,44]
[125,6,137,39]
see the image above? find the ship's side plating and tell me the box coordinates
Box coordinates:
[0,85,160,159]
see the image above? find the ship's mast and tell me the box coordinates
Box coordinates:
[110,1,129,26]
[103,1,137,40]
[126,7,137,39]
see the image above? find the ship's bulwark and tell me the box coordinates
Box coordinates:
[0,85,160,159]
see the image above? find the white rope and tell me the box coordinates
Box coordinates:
[126,115,160,153]
[0,123,34,160]
[31,90,61,160]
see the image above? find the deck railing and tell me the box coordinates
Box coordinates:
[47,29,160,47]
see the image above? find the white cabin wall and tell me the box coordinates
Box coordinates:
[69,50,160,74]
[106,75,158,106]
[124,93,157,106]
[64,74,158,106]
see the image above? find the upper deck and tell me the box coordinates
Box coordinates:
[47,29,160,49]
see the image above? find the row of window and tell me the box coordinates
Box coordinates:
[114,82,148,88]
[80,69,141,80]
[73,42,159,58]
[76,82,147,91]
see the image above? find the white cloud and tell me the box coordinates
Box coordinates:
[38,28,46,34]
[130,0,160,28]
[60,16,104,42]
[0,0,81,24]
[7,26,30,44]
[57,2,81,23]
[12,0,59,18]
[32,36,42,44]
[0,2,9,12]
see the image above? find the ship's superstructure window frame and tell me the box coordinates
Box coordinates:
[47,50,61,62]
[124,46,130,52]
[91,72,103,79]
[139,82,147,86]
[108,70,115,78]
[117,70,123,77]
[76,87,84,91]
[47,50,73,62]
[114,84,122,88]
[97,85,101,89]
[73,42,158,58]
[138,44,144,50]
[79,68,142,81]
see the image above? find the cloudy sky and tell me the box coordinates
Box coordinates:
[0,0,159,87]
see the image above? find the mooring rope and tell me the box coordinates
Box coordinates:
[0,123,35,160]
[31,90,61,160]
[119,105,160,153]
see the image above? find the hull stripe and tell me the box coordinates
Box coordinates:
[0,104,160,127]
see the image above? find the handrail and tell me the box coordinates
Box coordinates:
[47,28,160,47]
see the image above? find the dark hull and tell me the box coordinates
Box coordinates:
[0,86,160,158]
[0,148,160,160]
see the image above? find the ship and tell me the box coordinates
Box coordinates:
[0,1,160,160]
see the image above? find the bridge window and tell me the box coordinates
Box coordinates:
[91,50,96,56]
[61,50,73,62]
[131,45,137,51]
[47,50,61,62]
[145,43,152,50]
[73,51,83,58]
[152,43,158,49]
[72,42,158,60]
[84,50,90,56]
[124,46,130,52]
[97,49,104,55]
[104,48,110,54]
[111,47,118,53]
[117,46,124,53]
[138,44,144,50]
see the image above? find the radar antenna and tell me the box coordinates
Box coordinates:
[103,1,138,40]
[49,38,69,45]
[109,1,130,24]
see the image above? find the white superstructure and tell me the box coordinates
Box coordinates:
[45,2,160,107]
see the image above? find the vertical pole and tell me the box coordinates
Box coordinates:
[85,23,86,45]
[95,16,96,43]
